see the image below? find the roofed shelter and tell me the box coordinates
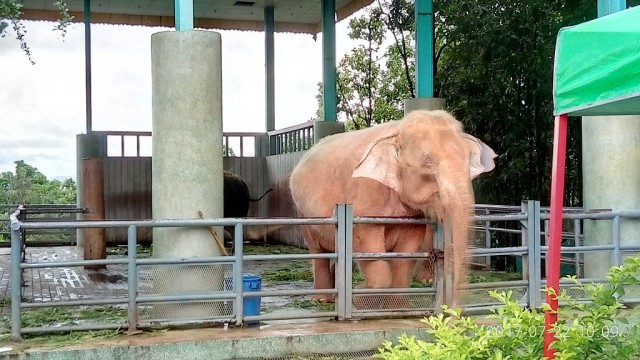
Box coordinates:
[546,3,640,358]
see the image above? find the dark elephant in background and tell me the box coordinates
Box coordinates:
[222,171,273,242]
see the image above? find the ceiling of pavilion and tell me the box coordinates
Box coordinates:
[18,0,373,34]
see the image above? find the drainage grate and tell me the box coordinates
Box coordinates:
[252,349,380,359]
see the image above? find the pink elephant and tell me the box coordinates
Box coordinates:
[289,110,497,305]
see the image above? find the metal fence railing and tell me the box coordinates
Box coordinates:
[6,201,640,340]
[1,204,82,246]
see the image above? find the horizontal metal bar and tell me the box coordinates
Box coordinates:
[540,277,607,285]
[138,318,231,328]
[462,280,528,289]
[474,214,528,222]
[137,292,235,303]
[539,245,640,253]
[352,288,436,294]
[243,253,337,261]
[470,246,528,256]
[352,252,432,259]
[244,311,338,322]
[471,226,522,234]
[244,289,339,297]
[136,257,234,266]
[21,258,128,269]
[13,217,337,230]
[21,298,128,308]
[540,210,640,220]
[354,217,432,225]
[21,323,126,334]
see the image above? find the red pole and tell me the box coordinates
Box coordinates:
[543,114,568,359]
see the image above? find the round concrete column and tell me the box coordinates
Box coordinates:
[404,97,446,113]
[151,30,224,319]
[75,133,105,247]
[582,116,640,278]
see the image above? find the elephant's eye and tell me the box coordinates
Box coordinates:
[423,156,435,168]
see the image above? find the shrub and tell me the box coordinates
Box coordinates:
[375,255,640,359]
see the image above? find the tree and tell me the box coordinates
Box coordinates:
[0,160,76,204]
[0,0,73,63]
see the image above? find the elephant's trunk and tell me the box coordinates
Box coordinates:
[438,168,474,305]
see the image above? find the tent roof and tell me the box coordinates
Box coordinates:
[19,0,373,35]
[553,5,640,116]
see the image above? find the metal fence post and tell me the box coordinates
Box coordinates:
[434,223,445,310]
[523,201,540,309]
[344,205,354,320]
[612,215,621,266]
[126,225,139,334]
[532,201,542,308]
[485,208,491,267]
[10,221,22,341]
[234,223,244,326]
[335,204,346,320]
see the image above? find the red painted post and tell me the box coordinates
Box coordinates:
[543,114,569,359]
[82,157,106,270]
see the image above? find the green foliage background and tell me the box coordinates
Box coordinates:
[0,160,76,205]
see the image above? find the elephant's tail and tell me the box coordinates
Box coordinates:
[249,188,274,202]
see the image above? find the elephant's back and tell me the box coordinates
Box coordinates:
[289,122,399,218]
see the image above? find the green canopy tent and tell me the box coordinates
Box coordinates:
[545,5,640,358]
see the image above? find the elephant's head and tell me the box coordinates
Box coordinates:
[352,110,497,298]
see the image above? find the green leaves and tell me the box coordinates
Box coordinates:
[0,160,76,205]
[376,254,640,359]
[0,0,74,64]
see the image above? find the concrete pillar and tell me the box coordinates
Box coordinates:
[151,30,224,319]
[313,121,344,143]
[75,133,105,247]
[322,0,337,122]
[264,6,275,132]
[582,116,640,277]
[81,158,106,270]
[581,0,638,278]
[404,98,445,114]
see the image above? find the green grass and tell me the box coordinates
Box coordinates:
[263,267,314,282]
[0,306,128,346]
[106,245,151,258]
[243,244,308,255]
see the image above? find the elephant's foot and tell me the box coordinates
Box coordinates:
[311,293,335,304]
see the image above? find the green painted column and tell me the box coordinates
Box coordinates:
[597,0,625,17]
[84,0,92,133]
[415,0,434,98]
[404,0,442,114]
[265,6,275,132]
[174,0,193,30]
[322,0,337,122]
[582,0,638,278]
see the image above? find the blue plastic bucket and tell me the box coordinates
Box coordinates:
[242,275,262,317]
[223,275,262,321]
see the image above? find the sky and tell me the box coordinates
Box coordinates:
[0,14,361,181]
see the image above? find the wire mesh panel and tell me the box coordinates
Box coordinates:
[351,291,437,316]
[138,263,234,324]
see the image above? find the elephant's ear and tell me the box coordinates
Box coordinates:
[352,132,402,194]
[463,134,497,179]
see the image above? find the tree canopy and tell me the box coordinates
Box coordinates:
[316,0,640,207]
[0,160,76,205]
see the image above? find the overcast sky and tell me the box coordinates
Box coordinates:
[0,15,359,180]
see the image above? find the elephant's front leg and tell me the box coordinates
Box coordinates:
[355,225,392,289]
[303,226,335,303]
